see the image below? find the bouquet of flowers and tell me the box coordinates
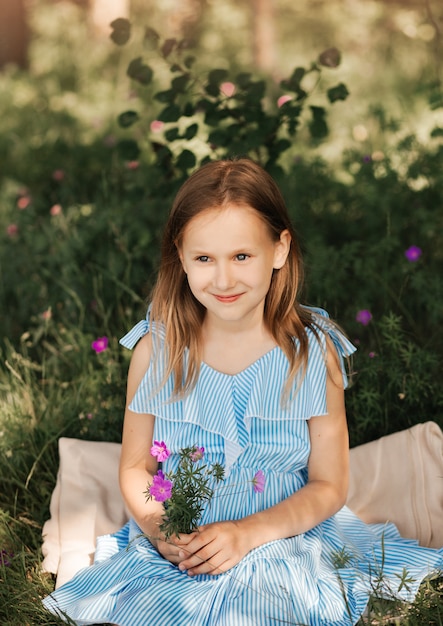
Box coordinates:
[145,440,265,539]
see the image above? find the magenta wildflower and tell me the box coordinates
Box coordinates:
[356,310,372,326]
[17,195,31,210]
[220,81,236,97]
[6,224,18,237]
[50,204,62,216]
[190,446,205,462]
[368,351,377,358]
[404,245,422,262]
[91,336,109,353]
[52,169,65,181]
[0,549,13,566]
[252,470,265,493]
[277,95,292,107]
[150,440,171,462]
[150,120,164,133]
[149,470,173,502]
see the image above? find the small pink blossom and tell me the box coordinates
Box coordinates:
[150,120,164,133]
[91,336,109,353]
[50,204,62,216]
[149,470,173,502]
[190,446,205,462]
[252,470,265,493]
[127,160,140,170]
[150,440,171,462]
[86,413,93,420]
[277,95,293,107]
[41,308,52,321]
[220,82,236,97]
[356,310,372,326]
[6,224,18,237]
[404,245,422,262]
[368,351,377,358]
[17,195,31,210]
[52,169,65,181]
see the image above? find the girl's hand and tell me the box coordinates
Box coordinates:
[173,521,252,576]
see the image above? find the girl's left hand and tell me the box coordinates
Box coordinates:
[173,521,251,576]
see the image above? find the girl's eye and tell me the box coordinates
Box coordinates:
[236,253,249,261]
[196,255,210,263]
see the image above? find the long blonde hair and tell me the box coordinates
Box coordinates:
[150,157,321,397]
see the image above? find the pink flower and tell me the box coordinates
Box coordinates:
[150,440,171,462]
[220,82,236,97]
[150,120,164,133]
[50,204,62,216]
[404,245,422,262]
[277,95,293,107]
[149,470,173,502]
[190,446,205,462]
[6,224,18,237]
[368,351,377,358]
[126,160,140,170]
[252,470,265,493]
[41,308,52,321]
[52,169,65,181]
[356,310,372,326]
[17,195,31,210]
[91,336,109,353]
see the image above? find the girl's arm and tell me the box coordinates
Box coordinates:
[119,334,188,565]
[177,336,349,575]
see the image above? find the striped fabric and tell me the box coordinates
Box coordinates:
[43,308,443,625]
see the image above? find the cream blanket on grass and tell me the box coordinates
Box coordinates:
[42,421,443,589]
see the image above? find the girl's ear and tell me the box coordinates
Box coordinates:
[273,229,291,269]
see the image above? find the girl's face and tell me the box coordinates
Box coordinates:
[178,203,290,329]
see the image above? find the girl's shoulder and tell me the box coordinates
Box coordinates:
[120,306,166,351]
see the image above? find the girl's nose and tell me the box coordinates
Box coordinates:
[213,261,235,290]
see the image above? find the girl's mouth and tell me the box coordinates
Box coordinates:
[213,294,243,303]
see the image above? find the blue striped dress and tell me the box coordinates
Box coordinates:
[43,308,443,626]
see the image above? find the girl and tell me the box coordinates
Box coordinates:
[43,158,442,625]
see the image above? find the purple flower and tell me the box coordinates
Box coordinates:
[404,245,422,262]
[0,549,13,566]
[149,470,173,502]
[252,470,265,493]
[150,440,170,462]
[356,310,372,326]
[91,336,108,353]
[190,446,205,462]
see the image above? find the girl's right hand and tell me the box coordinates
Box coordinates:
[150,533,189,565]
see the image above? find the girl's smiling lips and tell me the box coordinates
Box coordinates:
[213,293,244,303]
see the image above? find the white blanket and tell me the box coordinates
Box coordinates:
[42,421,443,589]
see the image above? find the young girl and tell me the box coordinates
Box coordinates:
[43,158,442,625]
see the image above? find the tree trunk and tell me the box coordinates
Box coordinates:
[0,0,29,69]
[251,0,276,74]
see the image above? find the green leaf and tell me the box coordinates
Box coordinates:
[165,128,180,142]
[236,72,252,88]
[176,149,196,171]
[246,80,266,100]
[280,66,306,93]
[184,123,199,140]
[117,139,140,160]
[327,83,349,103]
[205,83,221,97]
[172,74,190,93]
[430,127,443,137]
[318,47,341,68]
[144,27,160,50]
[208,69,229,85]
[309,106,328,139]
[154,89,176,104]
[117,110,140,128]
[127,57,153,85]
[184,55,196,69]
[158,104,181,123]
[110,18,131,46]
